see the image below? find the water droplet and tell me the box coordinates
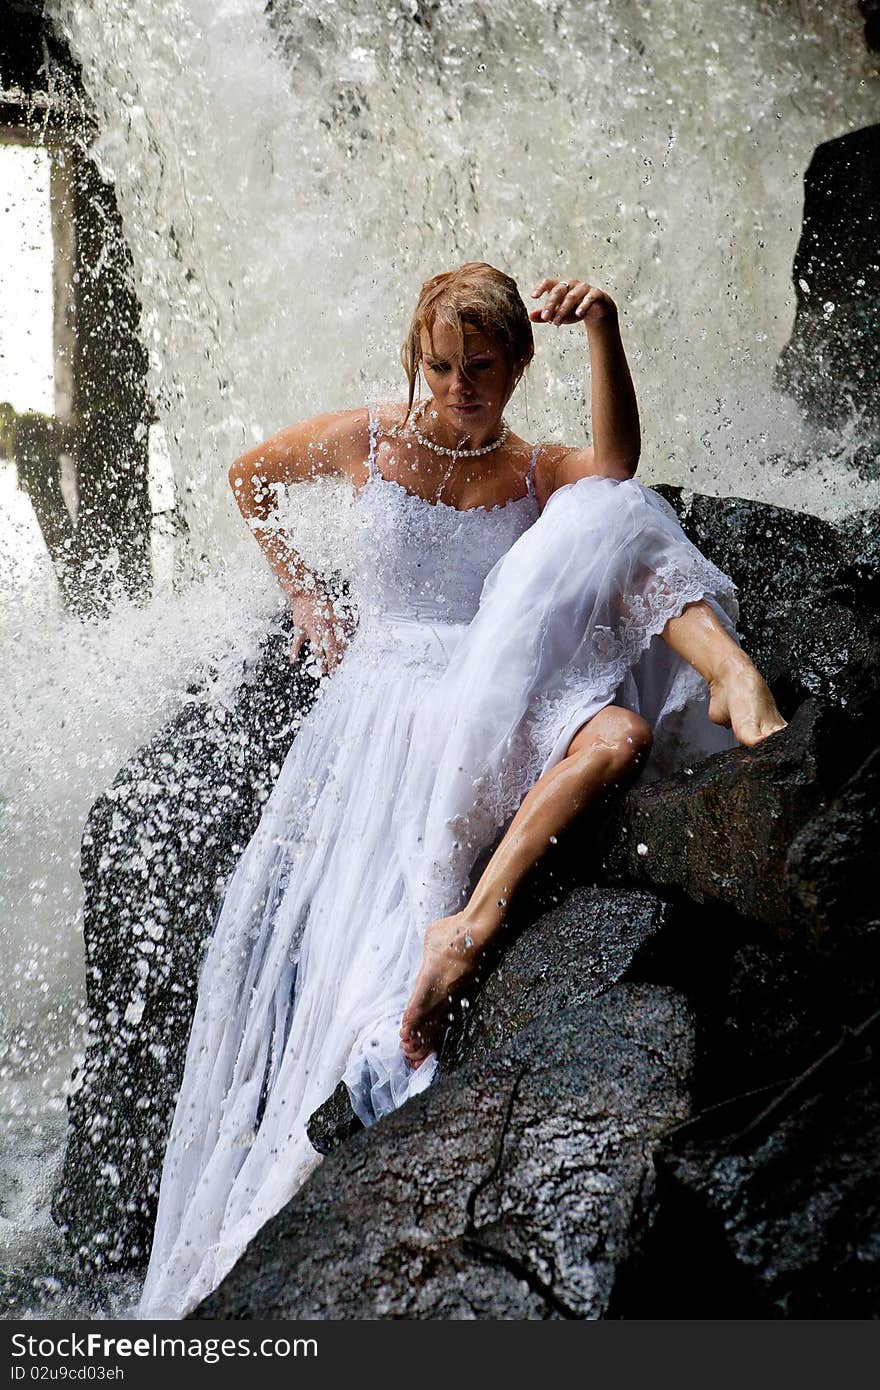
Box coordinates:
[636,842,649,856]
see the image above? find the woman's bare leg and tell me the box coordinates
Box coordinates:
[400,706,652,1066]
[661,599,787,745]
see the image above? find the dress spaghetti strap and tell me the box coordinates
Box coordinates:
[525,443,540,499]
[366,407,380,477]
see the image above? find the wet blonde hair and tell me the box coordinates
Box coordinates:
[400,262,535,421]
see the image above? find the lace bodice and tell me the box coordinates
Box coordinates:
[352,412,541,627]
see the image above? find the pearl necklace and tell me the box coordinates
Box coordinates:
[408,399,510,458]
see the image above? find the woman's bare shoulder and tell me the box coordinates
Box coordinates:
[292,405,374,482]
[369,399,411,433]
[527,440,576,507]
[231,407,373,488]
[305,406,373,460]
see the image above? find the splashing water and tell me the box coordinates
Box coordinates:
[3,0,878,1313]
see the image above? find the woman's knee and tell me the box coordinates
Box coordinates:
[565,705,653,771]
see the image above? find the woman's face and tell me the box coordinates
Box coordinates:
[419,321,518,439]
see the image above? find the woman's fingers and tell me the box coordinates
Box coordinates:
[288,595,349,675]
[289,628,305,663]
[531,276,557,298]
[328,623,350,672]
[556,281,591,321]
[530,276,601,325]
[317,621,348,676]
[575,286,605,319]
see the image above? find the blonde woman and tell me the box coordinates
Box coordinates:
[138,263,785,1318]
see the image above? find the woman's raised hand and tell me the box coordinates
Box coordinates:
[530,277,617,327]
[289,592,349,676]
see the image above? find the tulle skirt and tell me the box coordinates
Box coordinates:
[137,476,740,1319]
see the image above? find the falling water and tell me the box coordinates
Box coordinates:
[2,0,878,1313]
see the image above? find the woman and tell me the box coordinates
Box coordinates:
[138,263,785,1318]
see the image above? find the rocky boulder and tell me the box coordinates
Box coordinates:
[195,984,694,1321]
[642,1030,880,1318]
[601,700,846,936]
[774,124,880,444]
[654,485,880,726]
[440,884,672,1070]
[308,883,676,1153]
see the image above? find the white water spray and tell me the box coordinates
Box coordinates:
[1,0,877,1309]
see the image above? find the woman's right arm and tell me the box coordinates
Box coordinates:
[228,408,370,672]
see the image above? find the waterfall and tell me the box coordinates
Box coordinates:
[1,0,877,1309]
[46,0,880,555]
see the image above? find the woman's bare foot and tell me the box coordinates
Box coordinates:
[708,655,788,746]
[400,912,488,1068]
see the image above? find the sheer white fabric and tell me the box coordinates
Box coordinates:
[137,444,738,1320]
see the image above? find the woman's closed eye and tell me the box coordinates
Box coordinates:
[426,358,494,373]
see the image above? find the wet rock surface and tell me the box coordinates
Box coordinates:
[306,884,674,1155]
[787,744,880,940]
[774,124,880,443]
[52,625,319,1269]
[640,1043,880,1318]
[439,885,672,1069]
[654,485,880,727]
[601,700,843,934]
[195,985,694,1321]
[306,1081,364,1157]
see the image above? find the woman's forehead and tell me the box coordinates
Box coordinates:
[420,322,494,355]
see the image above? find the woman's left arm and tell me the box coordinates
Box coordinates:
[531,276,640,485]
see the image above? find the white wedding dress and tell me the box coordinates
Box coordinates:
[137,412,739,1319]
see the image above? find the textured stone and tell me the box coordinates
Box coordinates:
[654,485,880,726]
[650,1058,880,1318]
[305,884,674,1153]
[195,984,694,1321]
[774,124,880,441]
[441,884,672,1069]
[787,744,880,939]
[601,701,844,935]
[306,1081,364,1157]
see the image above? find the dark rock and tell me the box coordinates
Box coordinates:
[774,124,880,438]
[51,623,320,1270]
[194,984,694,1321]
[652,485,844,614]
[306,1081,364,1156]
[787,744,880,940]
[702,939,829,1105]
[440,885,672,1070]
[601,701,845,936]
[304,884,674,1156]
[653,485,880,725]
[756,599,880,728]
[836,506,880,606]
[786,745,880,1019]
[648,1045,880,1318]
[859,0,880,52]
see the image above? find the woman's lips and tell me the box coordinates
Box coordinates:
[451,403,480,413]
